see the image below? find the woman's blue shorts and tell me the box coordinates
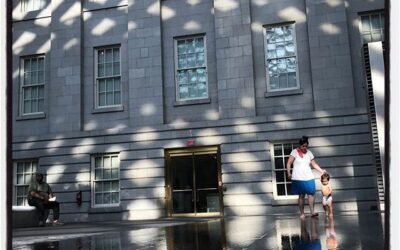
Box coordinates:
[291,180,316,195]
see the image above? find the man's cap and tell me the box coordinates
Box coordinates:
[35,172,44,177]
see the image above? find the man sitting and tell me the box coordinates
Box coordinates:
[28,173,64,227]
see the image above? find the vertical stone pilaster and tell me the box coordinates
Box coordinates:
[127,0,164,127]
[49,0,82,133]
[214,0,256,119]
[306,0,355,110]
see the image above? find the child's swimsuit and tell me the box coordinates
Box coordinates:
[322,194,332,206]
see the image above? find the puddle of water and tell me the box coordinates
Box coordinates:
[13,213,384,250]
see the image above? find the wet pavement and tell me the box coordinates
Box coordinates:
[12,211,384,249]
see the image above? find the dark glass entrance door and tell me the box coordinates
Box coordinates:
[168,148,221,216]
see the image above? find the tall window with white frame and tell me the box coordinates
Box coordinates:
[175,36,208,101]
[20,0,46,12]
[14,160,37,206]
[92,154,120,207]
[264,24,298,92]
[272,142,296,198]
[20,55,45,115]
[360,12,385,44]
[95,46,121,108]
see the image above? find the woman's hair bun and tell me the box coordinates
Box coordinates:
[299,135,309,145]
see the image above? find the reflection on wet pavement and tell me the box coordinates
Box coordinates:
[13,212,384,250]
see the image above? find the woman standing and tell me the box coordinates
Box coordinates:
[286,136,325,218]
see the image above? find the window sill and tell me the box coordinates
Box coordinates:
[264,88,303,98]
[271,197,298,206]
[92,106,124,114]
[89,206,121,214]
[174,98,211,107]
[16,113,46,121]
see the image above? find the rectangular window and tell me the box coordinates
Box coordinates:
[271,142,297,199]
[20,56,45,115]
[175,36,208,101]
[95,46,122,108]
[264,24,298,92]
[360,12,385,44]
[14,160,37,206]
[20,0,46,12]
[92,154,120,207]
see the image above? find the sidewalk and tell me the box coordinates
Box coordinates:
[13,211,385,249]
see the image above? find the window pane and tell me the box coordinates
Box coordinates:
[105,49,113,62]
[31,86,38,99]
[270,76,279,89]
[266,28,276,43]
[287,58,296,72]
[95,169,102,180]
[31,100,37,113]
[105,63,113,76]
[188,84,197,98]
[274,144,282,156]
[17,174,24,184]
[267,44,276,59]
[195,38,204,52]
[95,182,102,192]
[113,48,120,62]
[196,53,205,67]
[277,59,287,73]
[24,100,31,114]
[284,144,293,155]
[98,50,105,63]
[106,92,113,105]
[111,181,119,192]
[38,86,44,98]
[285,42,295,56]
[104,168,111,179]
[38,71,44,83]
[276,43,285,57]
[188,70,197,83]
[362,16,371,32]
[110,168,118,180]
[95,157,102,168]
[106,79,114,92]
[31,59,38,71]
[104,182,111,192]
[24,59,31,72]
[198,83,207,97]
[178,71,187,86]
[111,156,118,168]
[95,193,103,204]
[30,71,37,85]
[179,85,188,99]
[113,62,120,75]
[288,72,297,88]
[372,32,382,41]
[363,34,372,43]
[38,57,44,70]
[23,88,31,100]
[187,53,196,68]
[371,14,381,30]
[177,40,186,54]
[275,27,285,42]
[276,170,285,182]
[178,55,186,68]
[114,78,121,91]
[277,184,286,196]
[197,68,206,82]
[111,192,119,204]
[275,157,284,169]
[99,93,106,106]
[187,39,195,53]
[17,198,24,206]
[114,92,121,105]
[279,74,287,89]
[17,163,24,173]
[24,73,31,85]
[104,193,111,204]
[284,26,293,41]
[98,64,105,77]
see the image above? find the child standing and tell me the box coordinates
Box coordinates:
[321,173,333,217]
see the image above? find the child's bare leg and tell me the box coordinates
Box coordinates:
[328,201,333,217]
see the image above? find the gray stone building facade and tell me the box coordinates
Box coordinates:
[12,0,385,222]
